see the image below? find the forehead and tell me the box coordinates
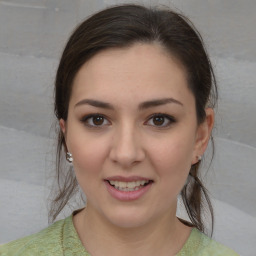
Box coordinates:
[70,43,193,107]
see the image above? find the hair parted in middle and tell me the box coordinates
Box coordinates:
[51,4,217,235]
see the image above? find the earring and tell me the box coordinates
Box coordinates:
[197,155,202,161]
[66,152,73,163]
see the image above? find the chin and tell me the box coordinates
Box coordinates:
[104,206,152,229]
[110,216,149,229]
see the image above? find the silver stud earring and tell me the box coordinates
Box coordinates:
[197,155,202,161]
[66,152,73,163]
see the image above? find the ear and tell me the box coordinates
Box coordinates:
[59,118,66,135]
[59,119,69,153]
[192,108,214,164]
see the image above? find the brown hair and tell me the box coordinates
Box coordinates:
[50,4,217,235]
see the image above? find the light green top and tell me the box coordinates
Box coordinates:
[0,215,239,255]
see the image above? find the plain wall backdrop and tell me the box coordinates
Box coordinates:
[0,0,255,255]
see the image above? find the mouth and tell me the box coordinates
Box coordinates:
[106,180,153,192]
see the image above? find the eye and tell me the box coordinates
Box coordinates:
[146,113,176,127]
[81,114,110,127]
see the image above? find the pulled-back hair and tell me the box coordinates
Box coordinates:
[50,4,217,235]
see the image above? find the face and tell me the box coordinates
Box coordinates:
[60,43,213,229]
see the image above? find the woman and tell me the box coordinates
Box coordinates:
[0,4,238,255]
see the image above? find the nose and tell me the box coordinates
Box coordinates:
[109,123,145,168]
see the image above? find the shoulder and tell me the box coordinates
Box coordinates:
[180,228,240,256]
[0,217,70,256]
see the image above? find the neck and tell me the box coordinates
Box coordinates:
[73,206,191,256]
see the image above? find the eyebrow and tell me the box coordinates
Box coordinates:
[138,98,183,110]
[74,98,183,110]
[75,99,114,109]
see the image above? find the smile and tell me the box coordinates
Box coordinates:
[108,180,150,191]
[104,177,153,201]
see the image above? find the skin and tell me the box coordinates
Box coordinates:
[60,43,214,256]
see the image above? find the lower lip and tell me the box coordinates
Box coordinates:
[104,181,152,201]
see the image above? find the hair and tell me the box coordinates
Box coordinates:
[49,4,217,235]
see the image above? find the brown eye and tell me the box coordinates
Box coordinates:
[92,116,104,125]
[153,116,165,126]
[146,114,176,128]
[81,114,110,127]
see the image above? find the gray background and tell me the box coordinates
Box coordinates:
[0,0,255,255]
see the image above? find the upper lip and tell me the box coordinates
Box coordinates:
[105,176,153,182]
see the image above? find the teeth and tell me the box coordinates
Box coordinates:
[108,180,149,191]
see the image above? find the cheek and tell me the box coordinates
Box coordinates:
[70,135,110,177]
[70,137,110,199]
[149,134,195,189]
[152,134,194,169]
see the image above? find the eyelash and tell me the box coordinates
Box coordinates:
[80,114,110,128]
[145,113,176,128]
[80,113,176,128]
